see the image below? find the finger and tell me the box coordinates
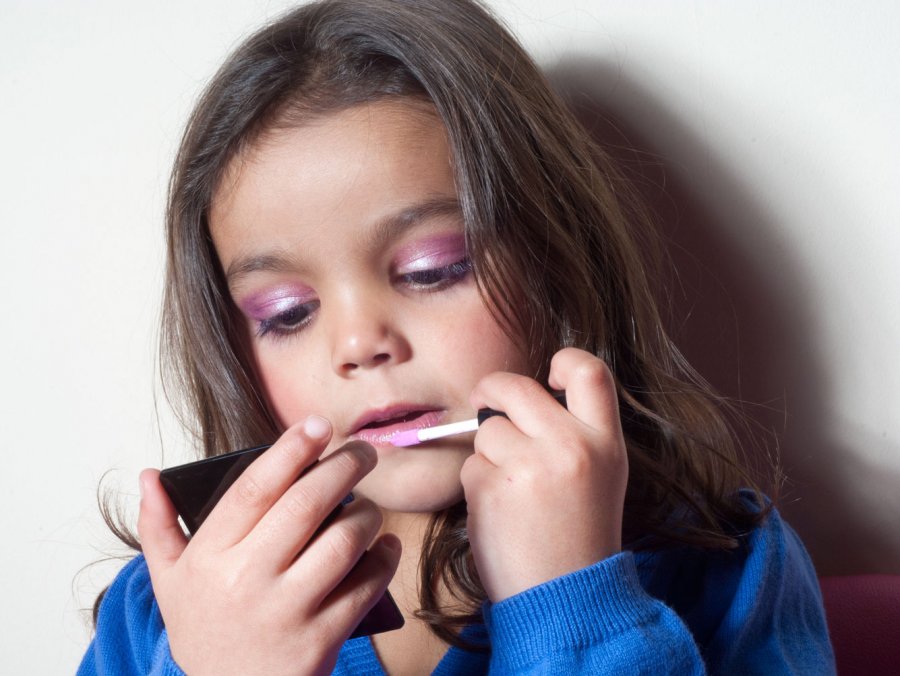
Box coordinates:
[137,469,189,578]
[283,497,384,601]
[194,416,332,549]
[315,534,402,639]
[470,414,529,467]
[548,348,621,436]
[247,440,377,567]
[459,447,498,496]
[469,371,568,438]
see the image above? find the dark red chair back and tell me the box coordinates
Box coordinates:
[819,575,900,675]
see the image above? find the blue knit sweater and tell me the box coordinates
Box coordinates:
[79,499,835,674]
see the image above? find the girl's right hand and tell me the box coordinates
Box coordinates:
[137,415,401,676]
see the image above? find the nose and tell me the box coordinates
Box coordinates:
[328,296,412,376]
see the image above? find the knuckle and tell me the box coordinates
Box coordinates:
[524,459,550,486]
[506,376,543,404]
[510,376,544,397]
[233,472,266,507]
[608,439,630,473]
[473,370,503,391]
[275,427,306,460]
[550,346,579,371]
[326,522,365,564]
[333,442,376,476]
[184,556,244,604]
[343,577,377,617]
[459,454,477,483]
[217,567,246,600]
[350,498,383,529]
[460,454,488,495]
[477,371,534,403]
[554,437,593,477]
[274,424,318,467]
[283,487,324,523]
[575,357,614,388]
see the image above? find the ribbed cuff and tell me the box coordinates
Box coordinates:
[483,552,661,671]
[150,629,188,676]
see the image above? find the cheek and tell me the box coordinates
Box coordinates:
[437,297,529,376]
[251,344,325,428]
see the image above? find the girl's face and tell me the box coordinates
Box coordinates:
[210,101,530,512]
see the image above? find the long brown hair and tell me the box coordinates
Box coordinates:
[101,0,772,646]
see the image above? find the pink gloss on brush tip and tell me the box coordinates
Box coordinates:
[390,429,422,447]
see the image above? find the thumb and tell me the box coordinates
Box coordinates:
[137,468,188,577]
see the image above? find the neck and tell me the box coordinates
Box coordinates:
[378,510,433,615]
[370,510,450,675]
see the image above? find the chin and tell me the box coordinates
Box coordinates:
[353,458,466,514]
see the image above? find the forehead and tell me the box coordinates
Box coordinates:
[212,99,448,212]
[208,99,458,273]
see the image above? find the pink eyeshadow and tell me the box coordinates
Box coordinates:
[239,285,315,321]
[394,232,467,272]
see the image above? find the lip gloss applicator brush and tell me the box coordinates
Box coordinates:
[390,392,566,447]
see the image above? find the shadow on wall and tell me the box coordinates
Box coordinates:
[548,58,900,575]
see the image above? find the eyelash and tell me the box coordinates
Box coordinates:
[397,257,472,290]
[257,301,319,339]
[255,257,472,340]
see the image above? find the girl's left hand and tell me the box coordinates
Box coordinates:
[461,347,629,602]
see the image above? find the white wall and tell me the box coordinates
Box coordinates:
[2,1,897,671]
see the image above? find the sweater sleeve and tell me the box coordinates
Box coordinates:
[77,555,186,676]
[482,505,835,675]
[483,551,705,674]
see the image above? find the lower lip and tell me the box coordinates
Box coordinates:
[352,410,445,446]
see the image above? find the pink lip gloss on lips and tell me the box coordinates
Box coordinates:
[354,409,445,446]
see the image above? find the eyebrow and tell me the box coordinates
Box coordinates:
[224,196,463,284]
[365,196,462,251]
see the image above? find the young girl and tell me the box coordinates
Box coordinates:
[80,0,834,673]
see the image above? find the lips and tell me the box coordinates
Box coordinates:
[350,406,445,446]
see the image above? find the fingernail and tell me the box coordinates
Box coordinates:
[303,414,331,440]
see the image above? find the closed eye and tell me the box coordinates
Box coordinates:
[257,300,320,338]
[399,258,472,291]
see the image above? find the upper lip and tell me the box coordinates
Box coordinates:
[350,403,442,434]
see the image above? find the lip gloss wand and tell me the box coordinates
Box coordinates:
[389,392,567,447]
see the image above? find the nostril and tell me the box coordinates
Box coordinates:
[340,353,390,372]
